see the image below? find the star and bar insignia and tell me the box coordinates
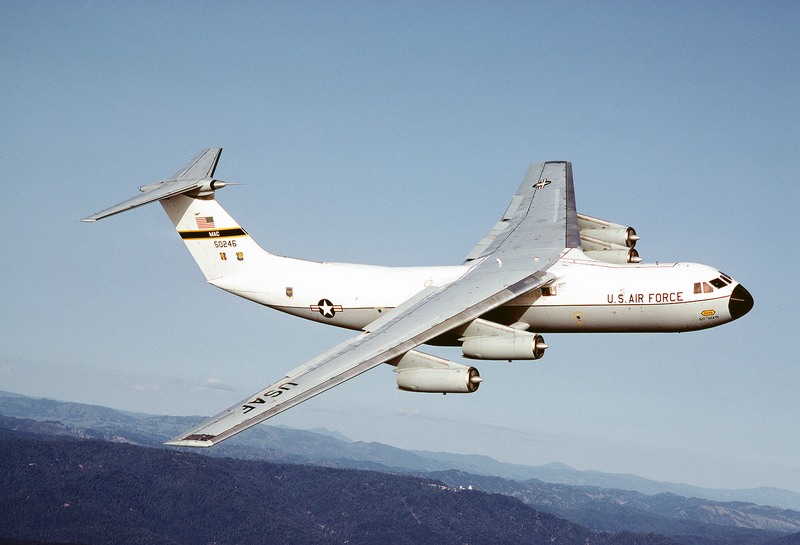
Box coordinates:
[311,298,342,318]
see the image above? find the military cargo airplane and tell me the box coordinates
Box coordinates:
[82,148,753,447]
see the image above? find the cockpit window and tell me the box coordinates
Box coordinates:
[695,280,723,293]
[720,272,733,283]
[710,278,728,289]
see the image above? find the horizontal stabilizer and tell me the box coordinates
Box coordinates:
[80,148,223,222]
[168,147,222,180]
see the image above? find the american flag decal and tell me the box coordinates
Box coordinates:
[196,216,215,229]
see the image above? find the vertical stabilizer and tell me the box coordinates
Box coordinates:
[160,193,273,282]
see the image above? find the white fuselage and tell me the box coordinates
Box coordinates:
[210,248,746,340]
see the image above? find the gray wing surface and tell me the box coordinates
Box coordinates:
[166,161,575,447]
[81,148,222,222]
[167,147,222,180]
[464,161,581,262]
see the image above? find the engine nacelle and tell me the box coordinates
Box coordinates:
[582,248,641,264]
[462,334,547,360]
[577,213,639,247]
[577,213,641,263]
[579,227,638,248]
[396,367,482,393]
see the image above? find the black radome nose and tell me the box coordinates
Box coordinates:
[729,284,754,320]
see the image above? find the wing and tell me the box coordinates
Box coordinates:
[464,161,581,262]
[80,148,222,222]
[166,161,576,447]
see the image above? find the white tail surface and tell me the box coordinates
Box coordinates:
[160,193,274,282]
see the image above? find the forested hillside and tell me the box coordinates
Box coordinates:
[4,408,800,544]
[1,433,679,545]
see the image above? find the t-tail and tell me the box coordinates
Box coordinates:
[81,148,274,283]
[160,192,276,282]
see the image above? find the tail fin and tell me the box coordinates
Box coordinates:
[81,148,275,284]
[160,193,274,282]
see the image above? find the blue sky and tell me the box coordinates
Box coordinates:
[3,1,798,493]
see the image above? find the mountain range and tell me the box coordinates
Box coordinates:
[2,391,800,545]
[1,390,797,509]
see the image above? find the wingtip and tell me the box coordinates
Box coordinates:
[164,432,217,448]
[164,439,213,448]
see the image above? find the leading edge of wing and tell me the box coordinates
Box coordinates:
[80,179,202,222]
[166,265,558,448]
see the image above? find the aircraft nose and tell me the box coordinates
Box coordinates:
[728,284,754,320]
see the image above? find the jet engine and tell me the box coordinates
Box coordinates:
[396,366,482,393]
[577,213,641,263]
[394,349,482,393]
[461,334,547,360]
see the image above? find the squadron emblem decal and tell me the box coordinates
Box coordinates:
[311,299,342,318]
[536,178,551,189]
[285,287,294,298]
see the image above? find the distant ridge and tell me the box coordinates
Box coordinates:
[3,420,800,544]
[2,390,799,513]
